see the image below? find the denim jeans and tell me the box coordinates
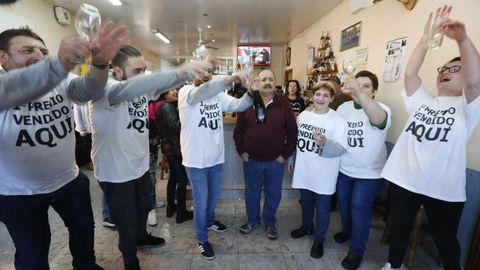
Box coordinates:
[336,172,382,256]
[0,172,97,270]
[186,164,222,242]
[388,183,464,269]
[243,159,285,227]
[300,189,331,242]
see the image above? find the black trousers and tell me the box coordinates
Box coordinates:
[388,183,464,270]
[0,172,96,270]
[99,172,153,266]
[166,155,189,217]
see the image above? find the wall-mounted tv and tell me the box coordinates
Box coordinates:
[237,45,271,67]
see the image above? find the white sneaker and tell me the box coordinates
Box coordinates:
[148,210,158,226]
[155,201,165,208]
[380,262,407,270]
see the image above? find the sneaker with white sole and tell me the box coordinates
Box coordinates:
[207,220,227,232]
[155,201,165,208]
[197,241,215,260]
[147,210,158,226]
[380,262,407,270]
[102,218,116,229]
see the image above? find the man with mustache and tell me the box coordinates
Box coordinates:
[234,69,297,240]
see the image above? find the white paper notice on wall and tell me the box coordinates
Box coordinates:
[0,10,35,33]
[383,37,407,82]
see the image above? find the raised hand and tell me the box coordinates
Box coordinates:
[57,36,91,70]
[176,58,214,78]
[90,20,130,65]
[439,19,466,43]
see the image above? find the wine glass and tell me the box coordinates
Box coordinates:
[342,58,357,94]
[75,3,102,43]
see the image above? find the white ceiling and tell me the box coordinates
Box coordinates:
[47,0,342,59]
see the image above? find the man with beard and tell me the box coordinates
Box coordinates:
[89,45,212,270]
[0,23,129,270]
[234,69,297,240]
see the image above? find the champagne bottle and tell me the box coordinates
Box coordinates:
[252,90,266,124]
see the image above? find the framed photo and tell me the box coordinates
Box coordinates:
[340,21,362,51]
[286,47,291,66]
[306,46,315,75]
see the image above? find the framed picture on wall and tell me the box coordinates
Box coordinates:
[340,21,361,51]
[306,46,315,75]
[286,47,291,66]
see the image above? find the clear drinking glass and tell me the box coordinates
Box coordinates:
[75,3,102,42]
[427,13,444,49]
[342,58,356,94]
[238,49,253,85]
[193,45,210,61]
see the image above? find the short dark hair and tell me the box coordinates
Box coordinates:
[286,80,301,98]
[0,27,45,52]
[355,70,379,90]
[112,45,142,69]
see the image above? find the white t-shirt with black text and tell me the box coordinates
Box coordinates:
[291,109,347,195]
[337,101,391,179]
[381,85,480,202]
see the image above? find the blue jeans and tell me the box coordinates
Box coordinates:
[0,172,97,270]
[300,189,331,242]
[336,172,382,256]
[101,193,110,220]
[186,164,222,242]
[243,160,285,227]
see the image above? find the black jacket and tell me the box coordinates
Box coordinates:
[155,101,181,157]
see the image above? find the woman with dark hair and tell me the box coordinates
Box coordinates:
[285,80,305,115]
[155,88,193,224]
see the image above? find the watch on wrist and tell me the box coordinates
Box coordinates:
[91,63,109,70]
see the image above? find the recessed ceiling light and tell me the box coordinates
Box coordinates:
[207,25,211,29]
[109,0,122,6]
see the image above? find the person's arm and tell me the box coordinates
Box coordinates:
[440,19,480,102]
[0,58,68,109]
[222,92,253,113]
[186,72,249,105]
[320,139,347,158]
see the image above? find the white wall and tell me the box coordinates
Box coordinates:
[288,0,480,170]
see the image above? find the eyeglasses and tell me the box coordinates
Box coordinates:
[436,65,462,74]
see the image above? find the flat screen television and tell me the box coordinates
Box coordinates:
[237,45,271,67]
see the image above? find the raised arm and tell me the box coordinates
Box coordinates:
[346,75,387,126]
[68,21,130,104]
[440,18,480,102]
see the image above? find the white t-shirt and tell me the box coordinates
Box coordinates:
[291,109,347,195]
[0,58,103,195]
[91,71,184,183]
[337,101,391,179]
[178,80,252,169]
[381,85,480,202]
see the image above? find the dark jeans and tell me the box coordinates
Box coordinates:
[99,172,152,266]
[75,131,92,166]
[336,172,382,256]
[166,155,189,216]
[0,172,97,270]
[388,183,464,270]
[148,143,159,210]
[300,189,331,242]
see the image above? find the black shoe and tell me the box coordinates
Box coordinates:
[176,210,193,224]
[102,218,116,229]
[197,241,215,260]
[124,261,141,270]
[341,251,363,270]
[310,240,324,259]
[166,204,177,218]
[207,220,227,232]
[73,263,104,270]
[290,226,314,239]
[137,233,165,248]
[334,231,351,243]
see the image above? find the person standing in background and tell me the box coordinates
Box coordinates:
[285,79,305,115]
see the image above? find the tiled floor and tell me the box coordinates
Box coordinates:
[0,168,443,270]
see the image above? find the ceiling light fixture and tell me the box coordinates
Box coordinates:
[151,29,171,44]
[109,0,122,6]
[207,25,211,29]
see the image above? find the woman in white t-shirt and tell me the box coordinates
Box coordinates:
[335,70,391,270]
[380,6,480,270]
[288,82,347,259]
